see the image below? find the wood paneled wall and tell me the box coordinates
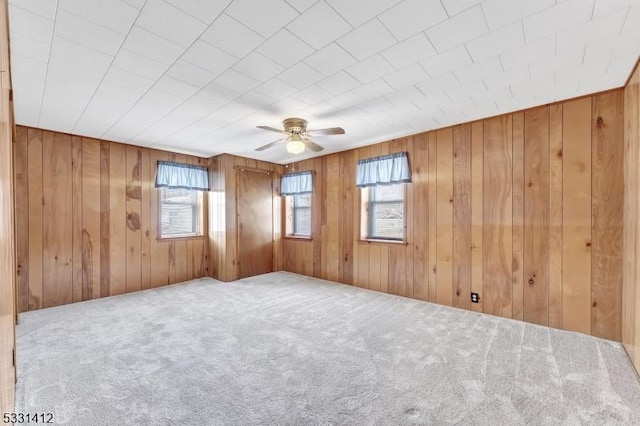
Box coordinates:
[283,90,625,341]
[0,0,15,414]
[623,61,640,373]
[13,126,209,312]
[208,154,284,282]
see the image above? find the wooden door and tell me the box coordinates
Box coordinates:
[237,168,274,279]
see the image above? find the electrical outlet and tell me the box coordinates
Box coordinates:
[470,293,479,303]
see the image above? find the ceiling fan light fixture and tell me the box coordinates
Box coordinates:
[286,139,305,155]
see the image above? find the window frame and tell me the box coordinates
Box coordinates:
[284,193,312,239]
[360,183,407,243]
[157,187,207,240]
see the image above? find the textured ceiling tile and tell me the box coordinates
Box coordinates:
[426,5,488,52]
[136,0,207,47]
[225,0,299,38]
[441,0,484,16]
[420,45,472,77]
[54,9,125,56]
[164,0,232,24]
[379,0,448,41]
[316,71,361,95]
[232,52,285,82]
[59,0,139,34]
[200,13,264,58]
[277,62,325,90]
[9,5,54,44]
[465,22,525,62]
[182,40,238,75]
[523,0,596,42]
[381,33,437,70]
[383,63,430,89]
[120,26,184,65]
[257,29,315,67]
[287,1,353,50]
[337,19,397,61]
[346,54,396,83]
[325,0,402,28]
[481,0,555,30]
[303,43,358,76]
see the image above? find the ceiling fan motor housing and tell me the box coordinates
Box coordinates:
[283,117,307,134]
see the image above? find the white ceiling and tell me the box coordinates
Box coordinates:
[8,0,640,163]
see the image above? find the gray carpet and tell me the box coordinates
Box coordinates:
[15,272,640,425]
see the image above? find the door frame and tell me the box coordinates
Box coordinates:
[235,166,275,278]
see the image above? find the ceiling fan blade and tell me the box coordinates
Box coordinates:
[255,137,287,151]
[306,127,345,136]
[256,125,287,134]
[303,139,324,152]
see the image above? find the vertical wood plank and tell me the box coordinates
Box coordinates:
[13,127,28,312]
[511,113,525,321]
[71,136,83,303]
[149,151,169,287]
[389,138,408,296]
[470,121,484,313]
[109,143,127,296]
[453,124,471,309]
[100,141,110,297]
[436,128,454,306]
[562,97,592,334]
[591,91,624,340]
[27,128,43,310]
[340,150,355,284]
[548,104,564,329]
[141,148,151,288]
[82,139,101,300]
[483,115,513,318]
[413,133,429,301]
[125,146,142,292]
[523,107,550,326]
[325,155,340,282]
[42,131,73,307]
[427,132,438,302]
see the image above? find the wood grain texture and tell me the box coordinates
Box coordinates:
[511,113,524,321]
[109,143,127,296]
[207,154,282,282]
[42,131,73,307]
[125,146,142,293]
[27,128,43,310]
[413,133,429,301]
[483,115,513,319]
[623,62,640,372]
[82,138,101,300]
[72,137,83,303]
[453,124,471,309]
[470,121,484,313]
[0,0,16,411]
[436,129,454,306]
[523,107,550,326]
[562,97,592,334]
[13,127,28,312]
[13,127,211,311]
[548,104,564,329]
[278,91,626,343]
[237,168,274,279]
[591,91,624,341]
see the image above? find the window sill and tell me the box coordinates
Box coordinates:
[284,235,313,241]
[358,238,408,246]
[157,235,207,242]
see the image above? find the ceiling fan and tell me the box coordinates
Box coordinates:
[255,118,345,154]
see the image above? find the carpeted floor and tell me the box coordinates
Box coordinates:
[15,272,640,425]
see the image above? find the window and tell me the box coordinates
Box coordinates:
[364,183,405,241]
[285,193,312,237]
[159,187,204,238]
